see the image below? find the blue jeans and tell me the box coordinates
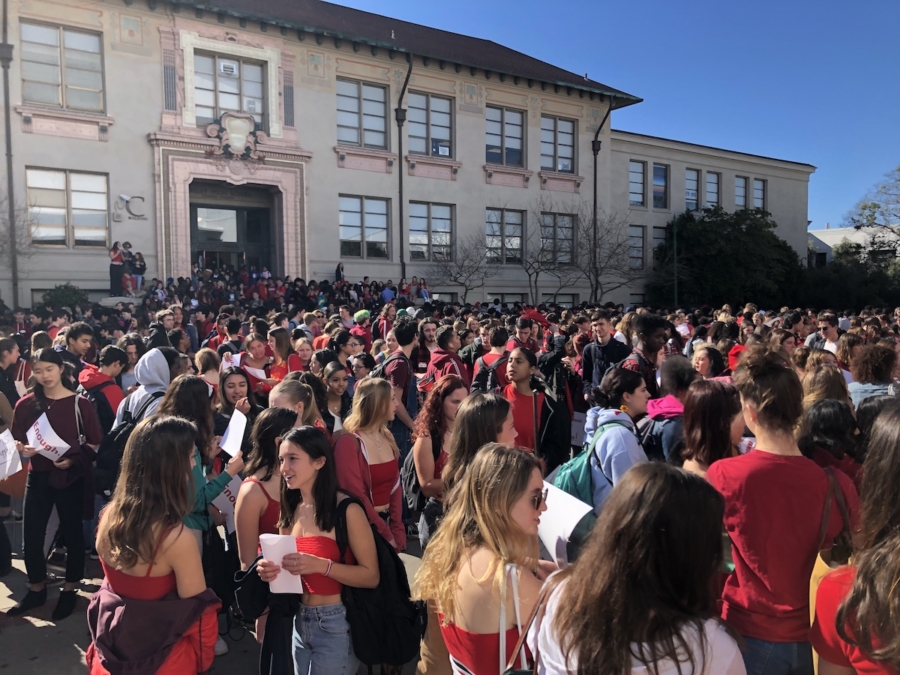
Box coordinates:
[743,637,814,675]
[292,601,358,675]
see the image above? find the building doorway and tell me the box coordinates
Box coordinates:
[189,181,275,276]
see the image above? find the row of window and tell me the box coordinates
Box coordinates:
[339,198,575,264]
[628,224,668,271]
[20,20,579,174]
[629,161,767,211]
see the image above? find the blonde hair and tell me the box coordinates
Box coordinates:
[414,444,542,624]
[343,378,398,458]
[801,365,850,412]
[194,347,220,374]
[270,379,323,426]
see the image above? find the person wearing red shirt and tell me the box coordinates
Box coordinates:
[77,346,128,434]
[350,310,373,354]
[707,347,859,675]
[422,326,469,390]
[810,402,900,675]
[505,317,540,354]
[472,326,511,392]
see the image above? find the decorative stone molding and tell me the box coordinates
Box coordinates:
[405,155,461,181]
[483,164,533,189]
[538,170,584,193]
[17,106,114,142]
[206,112,269,159]
[179,30,283,137]
[334,145,397,174]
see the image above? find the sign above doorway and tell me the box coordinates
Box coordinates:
[205,112,268,161]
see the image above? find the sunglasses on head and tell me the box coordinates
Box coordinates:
[531,487,548,510]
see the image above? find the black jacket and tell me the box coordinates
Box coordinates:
[323,391,353,435]
[581,338,631,398]
[535,387,571,474]
[145,322,170,349]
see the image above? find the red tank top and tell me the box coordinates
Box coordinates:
[369,460,397,506]
[100,527,177,600]
[439,618,530,674]
[295,535,355,595]
[244,477,280,537]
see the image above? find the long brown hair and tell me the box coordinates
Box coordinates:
[732,346,803,434]
[245,407,297,480]
[441,392,511,496]
[837,401,900,665]
[412,374,467,442]
[553,463,726,675]
[414,444,542,624]
[100,416,196,569]
[343,377,398,458]
[681,380,741,468]
[157,374,215,459]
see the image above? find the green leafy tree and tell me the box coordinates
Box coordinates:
[846,165,900,242]
[646,207,806,308]
[42,283,89,309]
[803,240,900,309]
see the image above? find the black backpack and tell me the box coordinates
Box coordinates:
[78,380,116,435]
[401,433,441,512]
[335,497,425,666]
[93,391,163,497]
[368,351,409,381]
[471,353,508,393]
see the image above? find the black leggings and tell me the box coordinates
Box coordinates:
[109,263,123,296]
[23,471,84,584]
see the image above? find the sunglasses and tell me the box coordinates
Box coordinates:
[531,487,548,511]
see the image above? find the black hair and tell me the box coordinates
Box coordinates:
[225,317,242,335]
[633,313,668,339]
[488,326,509,348]
[99,345,129,368]
[312,349,339,370]
[437,325,456,350]
[329,329,352,352]
[31,348,77,410]
[246,407,298,481]
[393,316,418,347]
[354,353,376,370]
[278,426,340,532]
[797,399,858,462]
[660,355,699,396]
[515,317,533,330]
[856,396,900,463]
[593,368,645,410]
[66,321,94,343]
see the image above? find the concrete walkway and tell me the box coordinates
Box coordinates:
[0,519,422,674]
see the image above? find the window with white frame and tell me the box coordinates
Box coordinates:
[194,53,265,127]
[408,92,452,157]
[685,169,699,210]
[628,225,645,270]
[706,172,720,207]
[485,208,524,265]
[735,176,748,208]
[540,213,574,265]
[336,79,388,149]
[653,164,668,209]
[540,116,575,173]
[20,22,104,112]
[26,168,108,248]
[629,161,645,206]
[409,202,453,262]
[753,179,766,208]
[339,195,389,259]
[489,293,527,304]
[485,105,524,167]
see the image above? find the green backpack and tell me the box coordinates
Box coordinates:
[552,421,628,557]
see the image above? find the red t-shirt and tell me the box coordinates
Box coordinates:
[810,566,898,674]
[503,384,543,453]
[707,451,860,642]
[473,352,509,389]
[384,351,412,405]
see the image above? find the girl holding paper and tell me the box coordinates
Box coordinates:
[256,426,379,674]
[8,348,103,621]
[241,333,273,396]
[157,375,245,552]
[216,367,263,452]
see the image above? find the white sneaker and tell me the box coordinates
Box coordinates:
[214,636,229,656]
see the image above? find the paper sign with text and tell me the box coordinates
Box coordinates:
[259,534,305,594]
[211,474,243,534]
[243,365,267,381]
[26,414,71,462]
[219,410,247,458]
[0,430,22,481]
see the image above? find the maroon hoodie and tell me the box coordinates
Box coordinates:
[424,347,469,388]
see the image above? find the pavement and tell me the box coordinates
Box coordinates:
[0,515,422,674]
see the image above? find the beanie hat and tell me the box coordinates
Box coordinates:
[354,310,371,324]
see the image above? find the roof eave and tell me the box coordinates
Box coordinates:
[166,0,643,105]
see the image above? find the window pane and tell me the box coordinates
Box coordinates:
[629,161,645,206]
[408,137,427,154]
[21,60,60,84]
[65,67,102,89]
[66,88,102,110]
[73,228,107,247]
[218,75,240,95]
[69,171,105,192]
[22,23,59,46]
[196,208,237,243]
[218,92,240,110]
[64,49,101,72]
[243,80,263,99]
[27,187,66,207]
[339,226,361,242]
[685,169,699,210]
[367,242,388,258]
[363,130,385,147]
[71,210,107,227]
[21,41,60,66]
[195,89,215,107]
[27,169,66,190]
[336,80,357,97]
[735,177,747,207]
[753,179,765,208]
[23,82,60,105]
[653,165,668,209]
[242,63,263,82]
[29,206,66,225]
[363,84,385,103]
[31,225,67,246]
[195,54,214,74]
[706,173,719,207]
[341,240,362,257]
[63,30,100,53]
[70,192,106,210]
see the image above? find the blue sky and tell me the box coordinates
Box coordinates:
[334,0,898,230]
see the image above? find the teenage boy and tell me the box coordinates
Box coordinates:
[56,322,94,378]
[78,345,128,434]
[619,313,668,399]
[581,311,631,402]
[424,325,469,388]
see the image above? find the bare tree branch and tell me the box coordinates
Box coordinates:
[0,187,35,269]
[846,165,900,242]
[426,231,498,303]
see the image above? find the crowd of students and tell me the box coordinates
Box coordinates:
[1,287,900,674]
